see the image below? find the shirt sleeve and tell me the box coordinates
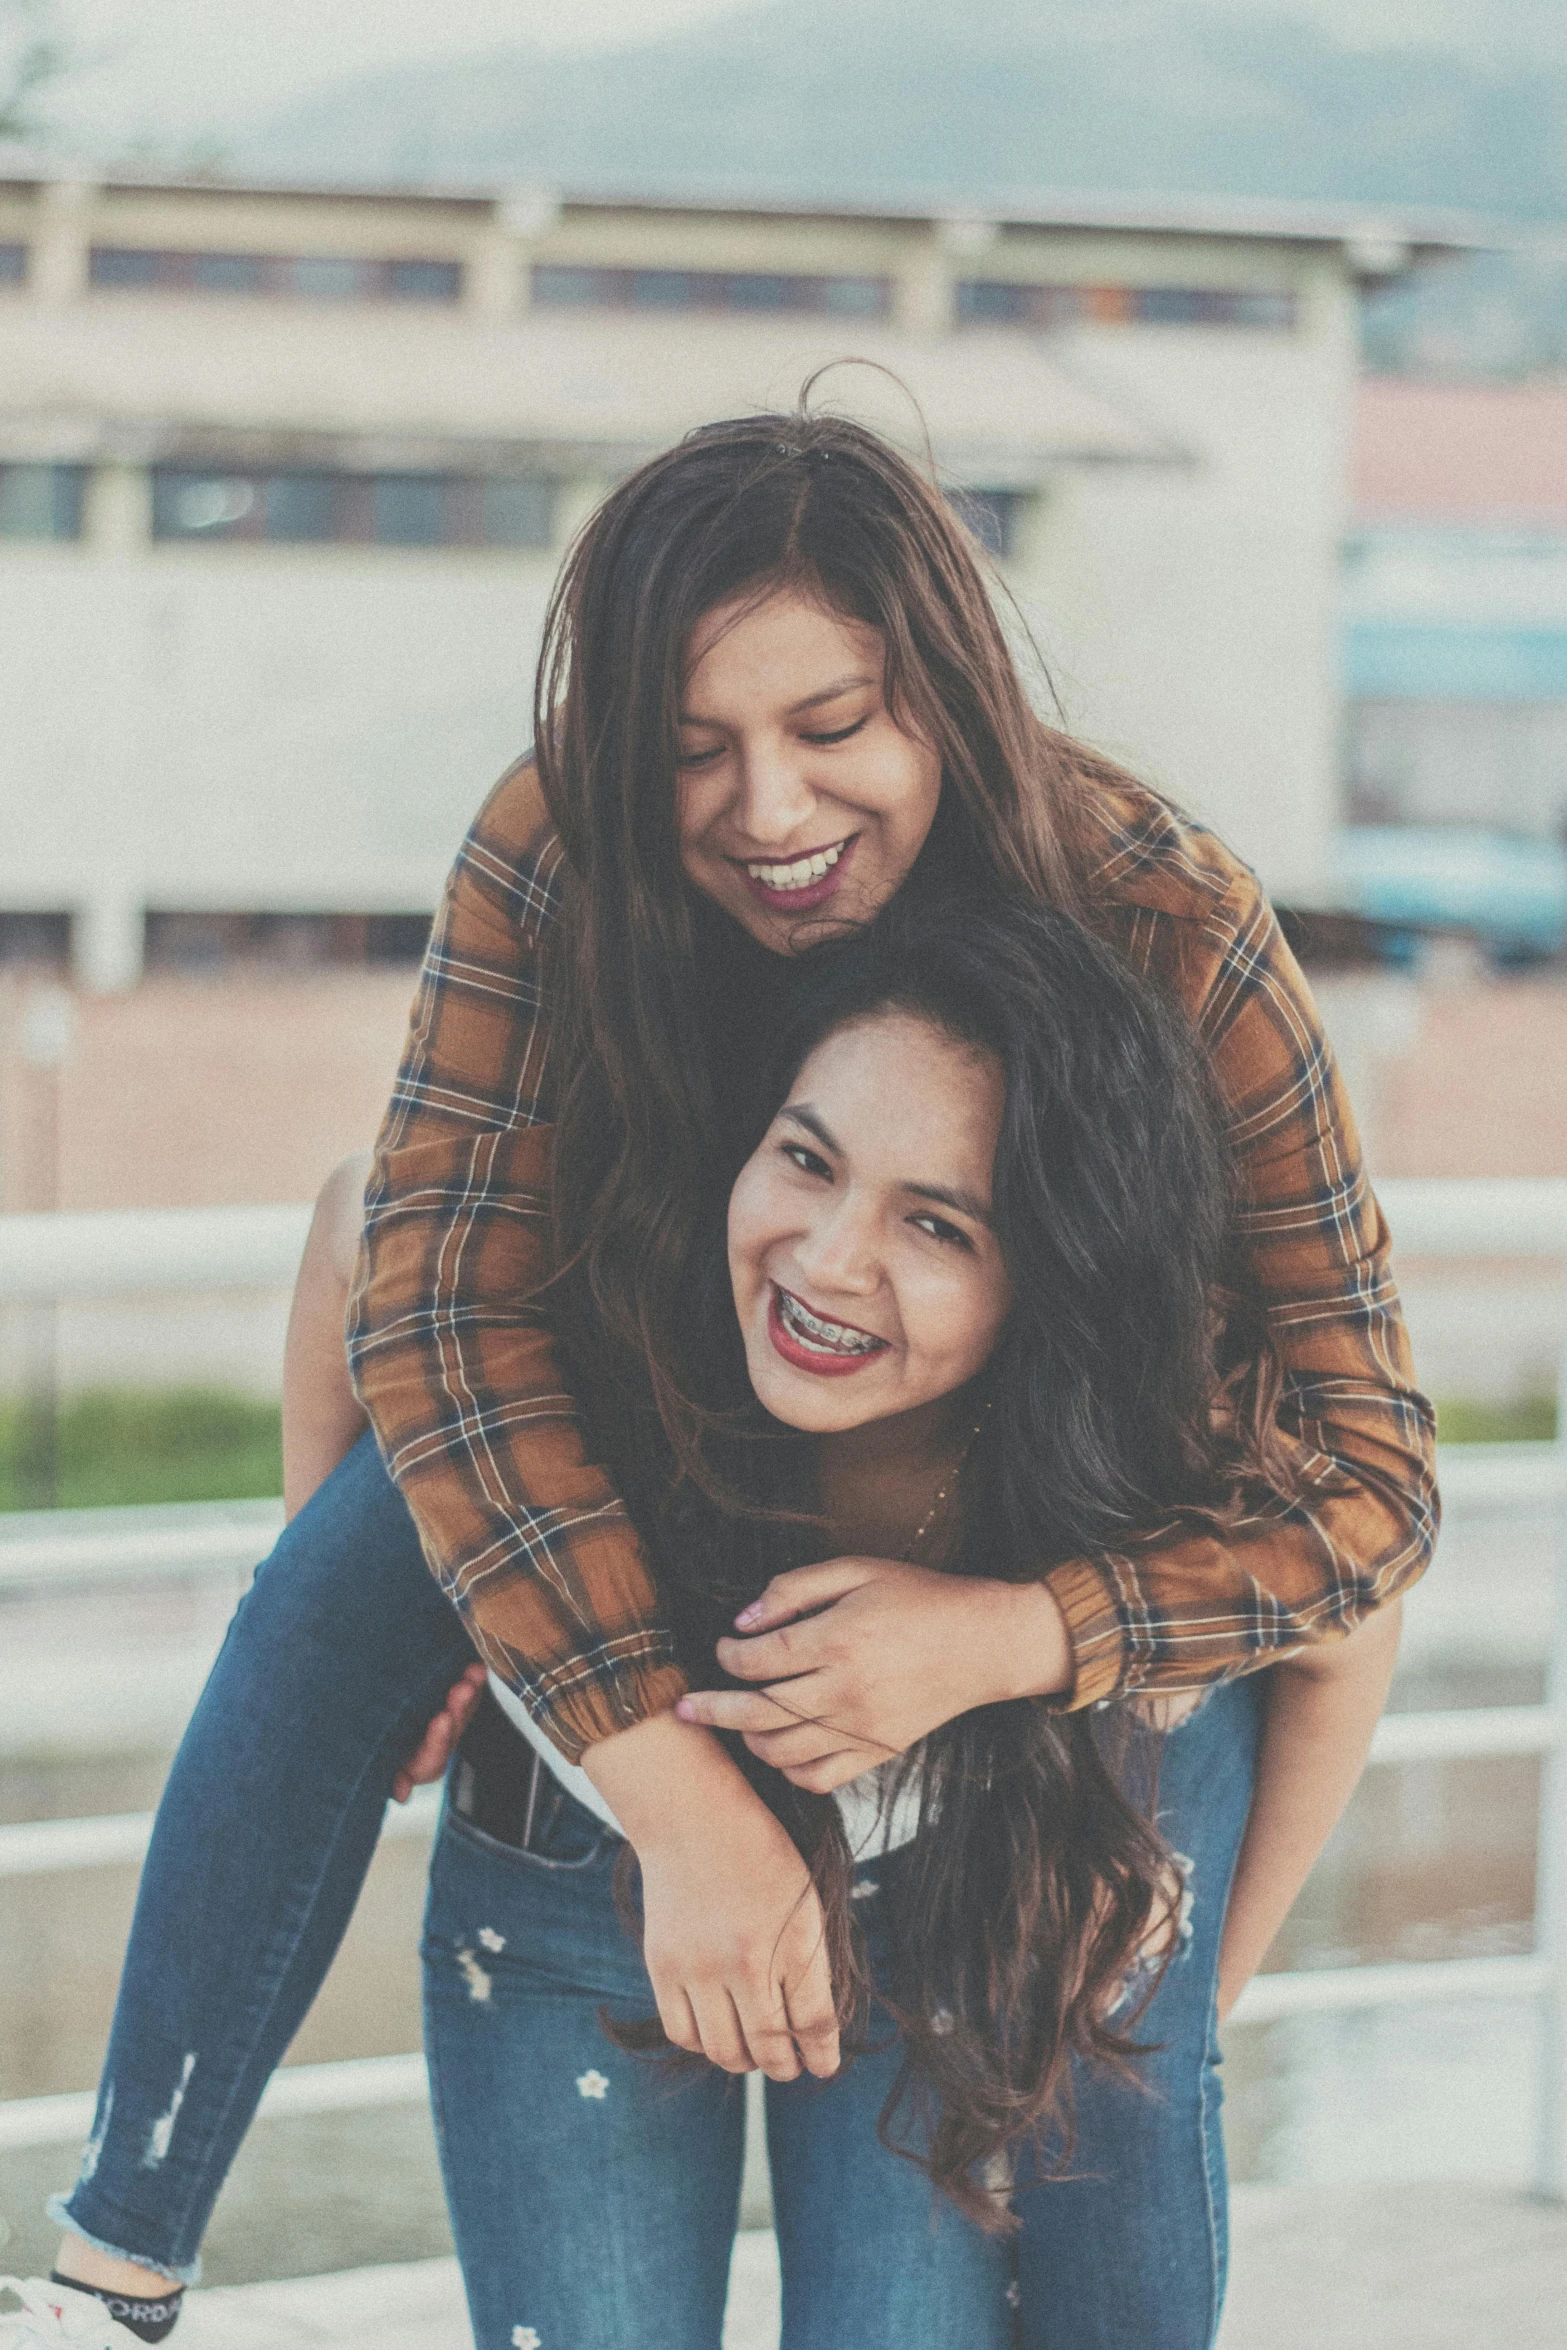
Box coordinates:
[346,761,687,1762]
[1045,879,1440,1707]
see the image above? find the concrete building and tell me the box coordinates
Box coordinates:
[0,167,1457,990]
[1346,379,1567,844]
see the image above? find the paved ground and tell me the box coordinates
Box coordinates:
[147,2182,1567,2349]
[169,2241,778,2350]
[1220,2180,1567,2350]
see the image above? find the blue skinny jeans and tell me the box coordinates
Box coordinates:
[425,1680,1260,2350]
[54,1432,1260,2343]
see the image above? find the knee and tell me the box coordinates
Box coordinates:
[312,1151,374,1286]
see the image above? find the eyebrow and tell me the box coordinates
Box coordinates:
[778,1105,994,1228]
[678,672,877,728]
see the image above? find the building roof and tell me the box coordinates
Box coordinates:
[1355,378,1567,527]
[0,297,1181,478]
[0,150,1492,262]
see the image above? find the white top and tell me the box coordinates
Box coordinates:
[488,1670,923,1862]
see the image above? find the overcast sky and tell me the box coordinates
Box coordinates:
[28,0,1567,149]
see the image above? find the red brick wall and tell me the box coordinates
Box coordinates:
[0,971,417,1214]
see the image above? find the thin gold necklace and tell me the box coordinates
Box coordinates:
[906,1402,991,1562]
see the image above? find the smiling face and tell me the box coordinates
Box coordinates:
[726,1010,1013,1437]
[676,587,945,953]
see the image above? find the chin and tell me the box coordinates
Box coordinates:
[745,1352,872,1434]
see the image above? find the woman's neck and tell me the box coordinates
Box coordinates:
[814,1390,977,1562]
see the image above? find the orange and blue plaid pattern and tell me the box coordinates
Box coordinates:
[348,760,1437,1760]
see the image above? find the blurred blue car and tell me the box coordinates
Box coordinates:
[1333,827,1567,966]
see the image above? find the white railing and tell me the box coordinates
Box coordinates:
[2,1183,1565,2191]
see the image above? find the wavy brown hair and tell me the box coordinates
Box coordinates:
[557,890,1286,2232]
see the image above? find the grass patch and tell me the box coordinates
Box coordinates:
[0,1389,282,1511]
[0,1386,1554,1515]
[1435,1395,1557,1445]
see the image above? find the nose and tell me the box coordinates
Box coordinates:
[791,1194,881,1302]
[732,738,817,849]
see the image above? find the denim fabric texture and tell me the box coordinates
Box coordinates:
[51,1432,472,2281]
[423,1677,1262,2350]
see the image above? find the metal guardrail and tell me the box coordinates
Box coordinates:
[2,1183,1565,2191]
[0,1203,312,1303]
[0,1697,1553,1883]
[0,1781,442,1880]
[0,1498,286,1593]
[0,2055,430,2156]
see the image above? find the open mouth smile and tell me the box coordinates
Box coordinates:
[736,835,857,911]
[767,1283,890,1377]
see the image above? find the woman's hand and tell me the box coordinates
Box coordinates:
[391,1662,488,1802]
[583,1711,840,2083]
[676,1557,1072,1792]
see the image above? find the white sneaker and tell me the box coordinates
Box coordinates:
[0,2280,145,2348]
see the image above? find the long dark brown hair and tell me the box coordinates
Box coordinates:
[552,890,1286,2231]
[535,403,1145,1473]
[530,403,1289,2225]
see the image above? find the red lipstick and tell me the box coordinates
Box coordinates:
[766,1284,888,1379]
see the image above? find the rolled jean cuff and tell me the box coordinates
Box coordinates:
[45,2195,199,2288]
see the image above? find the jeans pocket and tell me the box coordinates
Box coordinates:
[446,1764,615,1873]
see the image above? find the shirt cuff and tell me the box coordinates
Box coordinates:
[1042,1555,1130,1710]
[513,1646,692,1765]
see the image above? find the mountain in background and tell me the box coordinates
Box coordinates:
[241,0,1567,216]
[237,0,1567,375]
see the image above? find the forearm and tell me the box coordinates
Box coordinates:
[582,1706,756,1844]
[582,1709,843,2080]
[1044,1408,1433,1711]
[1045,878,1436,1714]
[1216,1601,1401,2018]
[346,767,684,1759]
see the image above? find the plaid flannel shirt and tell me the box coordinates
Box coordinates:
[347,758,1437,1762]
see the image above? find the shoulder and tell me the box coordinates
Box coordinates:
[455,753,568,942]
[1079,774,1283,1022]
[1081,774,1259,925]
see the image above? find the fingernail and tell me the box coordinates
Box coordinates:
[735,1602,762,1628]
[676,1698,696,1720]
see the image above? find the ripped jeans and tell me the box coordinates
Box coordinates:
[50,1432,476,2282]
[425,1678,1262,2350]
[51,1424,1259,2338]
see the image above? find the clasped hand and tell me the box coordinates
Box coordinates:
[677,1556,1069,1793]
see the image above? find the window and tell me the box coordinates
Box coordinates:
[477,478,555,547]
[0,912,71,969]
[372,475,447,546]
[89,249,463,302]
[532,264,891,319]
[0,465,85,540]
[386,258,462,301]
[144,911,432,972]
[0,243,26,284]
[150,468,555,549]
[956,280,1295,331]
[947,488,1026,559]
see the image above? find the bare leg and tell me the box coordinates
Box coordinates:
[281,1150,373,1520]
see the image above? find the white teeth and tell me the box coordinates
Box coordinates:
[777,1288,883,1356]
[746,840,847,890]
